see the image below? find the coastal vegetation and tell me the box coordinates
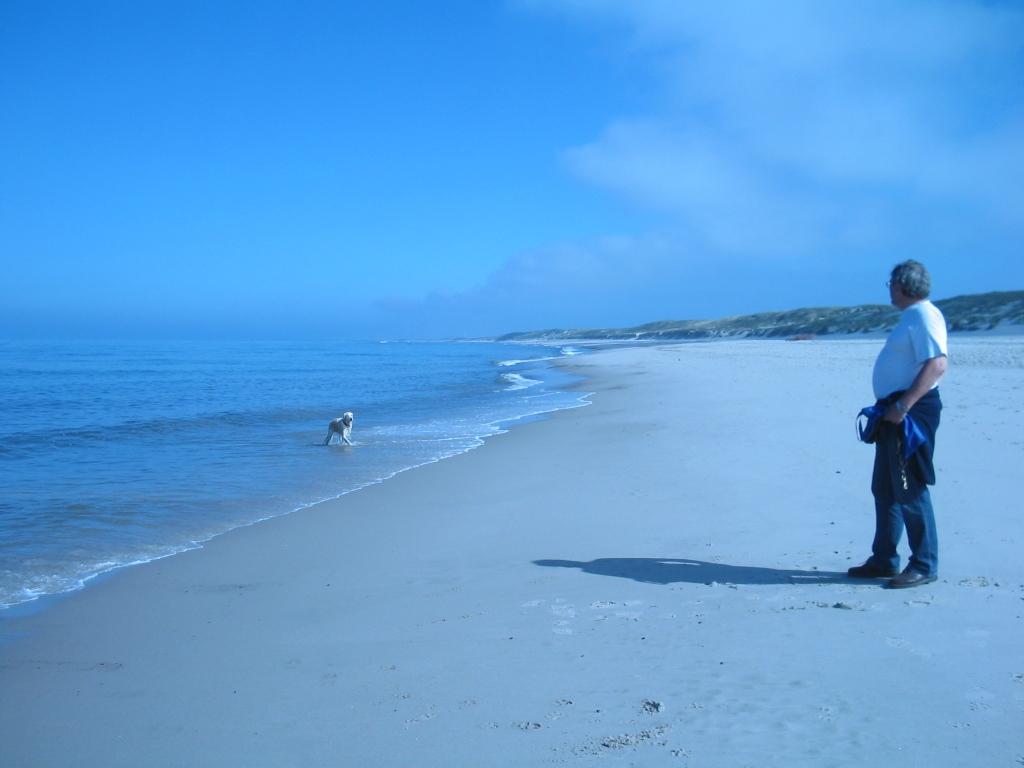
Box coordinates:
[498,290,1024,342]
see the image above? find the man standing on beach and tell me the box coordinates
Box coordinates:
[849,260,948,589]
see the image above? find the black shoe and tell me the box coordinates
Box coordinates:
[847,562,899,578]
[886,568,937,589]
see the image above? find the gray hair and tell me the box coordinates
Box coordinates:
[890,260,931,299]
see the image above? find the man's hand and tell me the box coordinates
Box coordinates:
[883,402,906,424]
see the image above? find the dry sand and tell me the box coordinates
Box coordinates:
[1,338,1022,767]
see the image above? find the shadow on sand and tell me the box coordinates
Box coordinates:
[534,558,850,586]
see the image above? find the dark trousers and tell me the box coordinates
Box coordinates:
[869,421,939,576]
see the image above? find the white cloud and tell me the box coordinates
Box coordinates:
[565,119,836,254]
[363,1,1024,338]
[536,0,1024,253]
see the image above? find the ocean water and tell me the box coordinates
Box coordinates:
[0,340,589,610]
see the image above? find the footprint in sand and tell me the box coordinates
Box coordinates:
[551,602,576,619]
[551,602,576,634]
[967,688,995,713]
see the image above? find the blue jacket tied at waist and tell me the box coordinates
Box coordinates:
[857,388,942,488]
[857,405,926,462]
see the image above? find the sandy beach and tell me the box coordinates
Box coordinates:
[1,338,1022,767]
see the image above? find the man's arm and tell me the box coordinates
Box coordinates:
[883,355,948,423]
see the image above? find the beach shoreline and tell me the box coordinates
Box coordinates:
[0,340,588,613]
[2,338,1022,767]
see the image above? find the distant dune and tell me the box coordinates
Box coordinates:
[498,290,1024,342]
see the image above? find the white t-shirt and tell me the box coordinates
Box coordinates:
[872,300,948,399]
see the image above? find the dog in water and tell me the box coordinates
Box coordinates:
[324,412,354,445]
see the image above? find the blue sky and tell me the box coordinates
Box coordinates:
[3,1,1022,340]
